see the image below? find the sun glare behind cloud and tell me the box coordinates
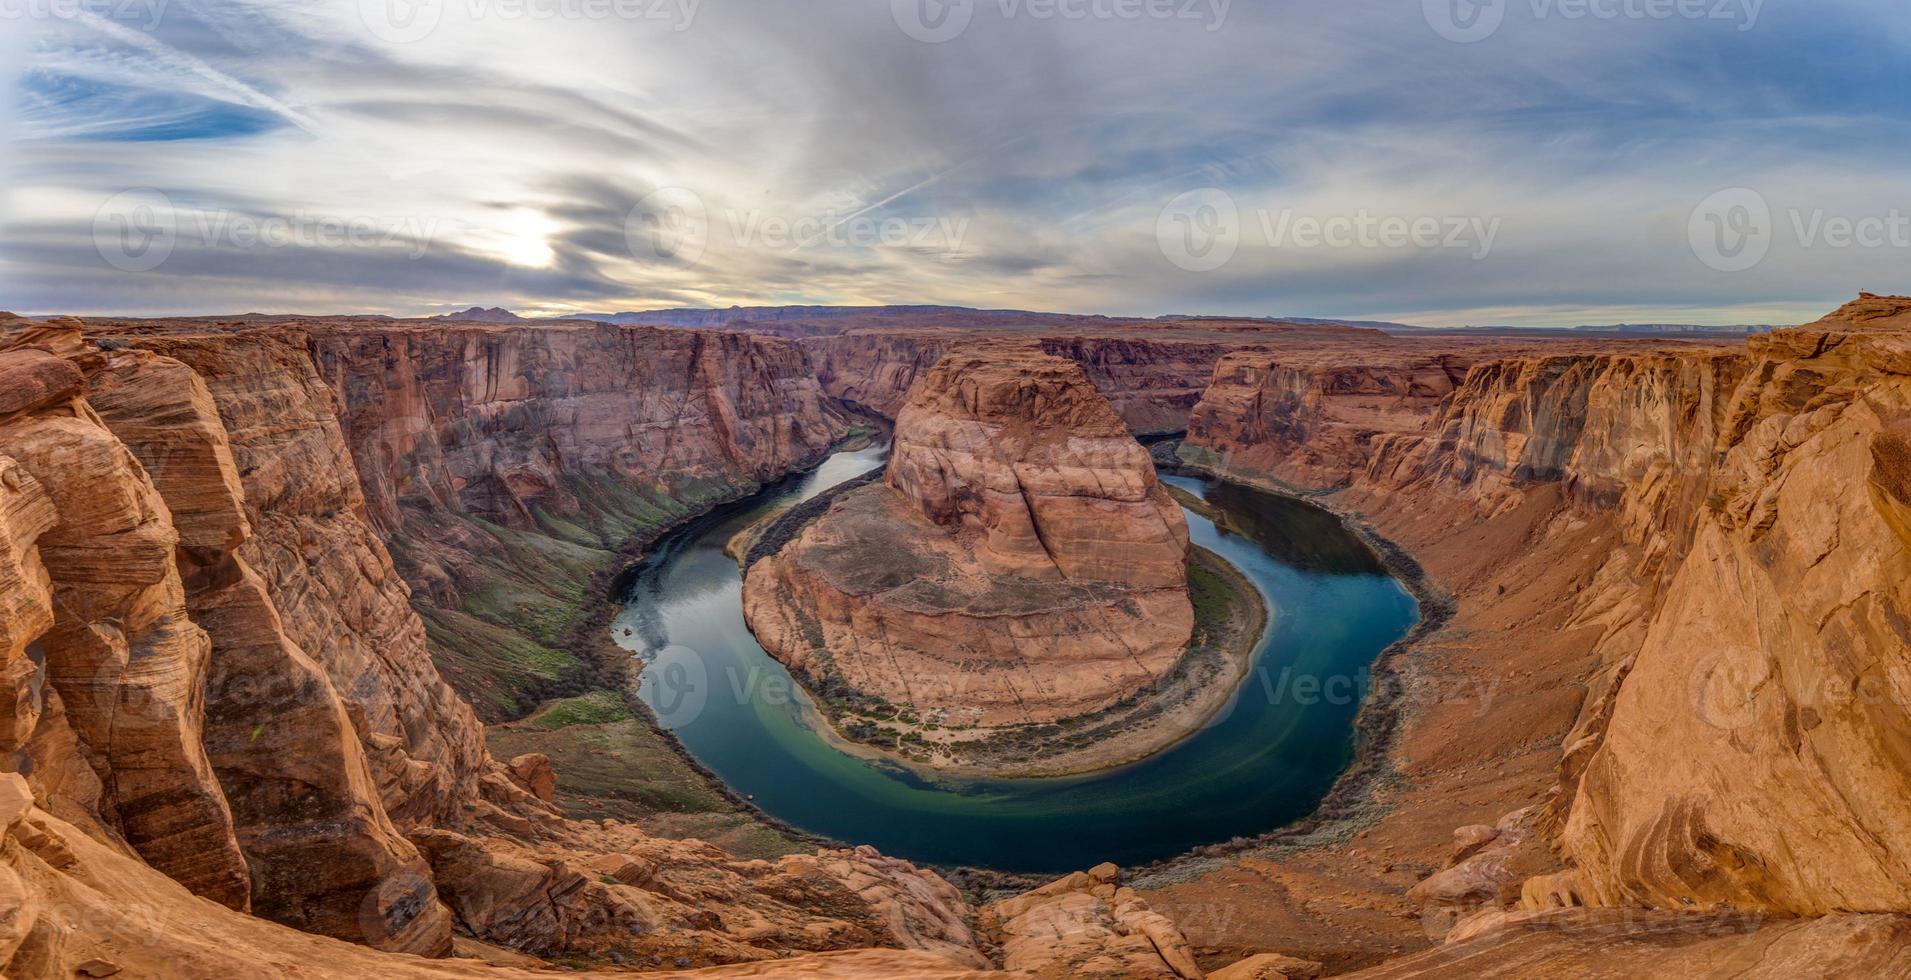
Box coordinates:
[481,209,556,269]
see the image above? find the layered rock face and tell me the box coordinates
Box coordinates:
[0,766,1216,980]
[887,348,1192,588]
[800,323,1356,435]
[1185,348,1473,488]
[0,326,252,912]
[3,315,1139,975]
[745,347,1194,727]
[292,320,852,720]
[0,319,460,952]
[1550,298,1911,915]
[124,330,492,836]
[1174,297,1911,958]
[305,322,850,541]
[82,345,454,952]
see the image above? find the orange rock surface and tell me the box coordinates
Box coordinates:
[0,301,1906,978]
[1168,297,1911,970]
[744,346,1194,729]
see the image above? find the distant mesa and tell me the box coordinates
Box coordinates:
[432,306,526,323]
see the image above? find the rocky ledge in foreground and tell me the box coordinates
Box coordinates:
[742,345,1204,763]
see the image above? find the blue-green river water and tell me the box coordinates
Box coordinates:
[612,445,1417,872]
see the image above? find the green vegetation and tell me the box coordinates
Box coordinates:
[405,469,751,721]
[417,605,580,719]
[420,464,817,858]
[488,710,807,861]
[1187,549,1241,647]
[529,690,633,730]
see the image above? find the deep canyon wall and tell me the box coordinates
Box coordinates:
[799,327,1324,435]
[0,314,1074,977]
[0,301,1905,977]
[1182,296,1911,930]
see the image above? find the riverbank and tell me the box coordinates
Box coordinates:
[761,542,1269,779]
[486,439,887,860]
[1133,443,1456,883]
[543,441,1427,879]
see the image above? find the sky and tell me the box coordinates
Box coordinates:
[2,0,1909,325]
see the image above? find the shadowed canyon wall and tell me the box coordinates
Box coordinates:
[299,322,853,719]
[798,323,1376,436]
[0,303,1904,977]
[1182,296,1911,931]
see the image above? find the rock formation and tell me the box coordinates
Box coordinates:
[302,320,852,720]
[0,324,252,913]
[1184,347,1473,488]
[1549,298,1911,915]
[1171,295,1911,970]
[1,314,1208,976]
[744,346,1195,730]
[978,863,1205,979]
[82,346,455,953]
[1,300,1908,978]
[798,320,1374,435]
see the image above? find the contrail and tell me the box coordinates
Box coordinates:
[793,163,966,250]
[59,9,322,136]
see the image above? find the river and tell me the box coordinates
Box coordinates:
[611,444,1418,873]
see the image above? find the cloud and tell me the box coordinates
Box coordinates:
[3,0,1910,323]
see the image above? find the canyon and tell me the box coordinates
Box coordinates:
[740,345,1206,768]
[0,299,1904,977]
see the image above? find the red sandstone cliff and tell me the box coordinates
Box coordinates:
[800,322,1368,436]
[0,314,1164,975]
[1174,298,1911,965]
[1184,347,1473,488]
[296,320,855,718]
[3,301,1907,977]
[744,346,1195,731]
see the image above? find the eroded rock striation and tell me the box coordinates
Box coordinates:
[745,346,1194,730]
[1184,346,1473,488]
[1171,295,1911,968]
[2,301,1907,978]
[0,314,1218,976]
[1548,297,1911,916]
[799,320,1378,436]
[303,320,855,720]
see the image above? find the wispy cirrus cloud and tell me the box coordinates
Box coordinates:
[2,0,1909,324]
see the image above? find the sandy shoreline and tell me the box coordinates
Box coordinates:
[1130,444,1455,883]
